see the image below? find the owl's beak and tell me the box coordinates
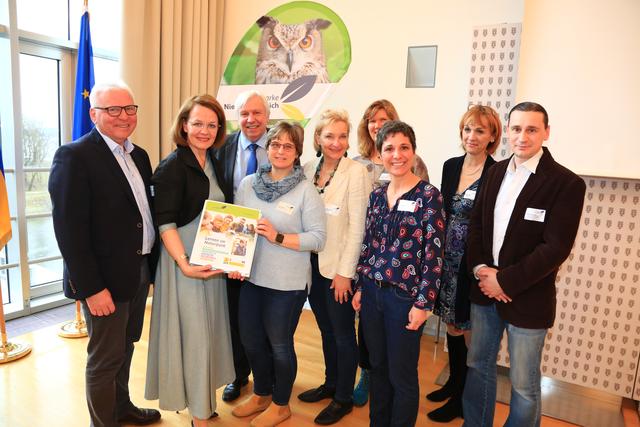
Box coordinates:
[287,50,294,72]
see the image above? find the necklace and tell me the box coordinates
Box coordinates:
[463,163,483,175]
[314,157,341,194]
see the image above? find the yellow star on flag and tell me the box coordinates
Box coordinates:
[82,89,90,99]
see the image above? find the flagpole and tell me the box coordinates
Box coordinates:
[58,300,88,338]
[59,0,92,339]
[0,285,32,363]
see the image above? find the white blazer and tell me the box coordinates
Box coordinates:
[303,156,369,280]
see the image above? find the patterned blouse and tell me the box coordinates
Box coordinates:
[355,181,446,310]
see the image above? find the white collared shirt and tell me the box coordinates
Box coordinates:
[99,130,155,254]
[491,149,544,266]
[233,132,268,196]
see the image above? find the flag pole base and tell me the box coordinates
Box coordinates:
[58,319,88,338]
[0,341,32,364]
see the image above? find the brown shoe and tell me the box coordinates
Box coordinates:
[250,402,291,427]
[232,394,272,418]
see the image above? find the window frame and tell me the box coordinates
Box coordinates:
[0,0,119,319]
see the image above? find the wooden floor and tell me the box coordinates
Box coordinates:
[1,298,635,427]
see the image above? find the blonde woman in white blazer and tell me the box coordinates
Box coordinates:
[298,110,369,425]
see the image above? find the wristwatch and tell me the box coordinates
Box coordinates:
[275,233,285,245]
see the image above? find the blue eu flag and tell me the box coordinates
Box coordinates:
[72,11,95,140]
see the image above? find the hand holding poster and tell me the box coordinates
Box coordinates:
[190,201,260,277]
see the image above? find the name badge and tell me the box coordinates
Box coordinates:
[398,199,417,212]
[524,207,546,222]
[378,172,391,182]
[277,201,295,215]
[464,189,476,200]
[325,203,340,216]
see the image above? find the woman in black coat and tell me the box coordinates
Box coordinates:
[427,105,501,422]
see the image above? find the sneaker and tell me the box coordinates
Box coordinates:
[353,369,369,407]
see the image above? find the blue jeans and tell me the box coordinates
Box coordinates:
[360,277,424,427]
[308,254,358,402]
[463,303,547,427]
[239,281,307,405]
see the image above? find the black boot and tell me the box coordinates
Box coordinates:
[426,333,463,402]
[427,333,467,422]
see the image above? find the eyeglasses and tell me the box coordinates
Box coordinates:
[269,141,296,152]
[93,105,139,117]
[188,121,221,131]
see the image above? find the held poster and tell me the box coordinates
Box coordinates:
[190,200,260,277]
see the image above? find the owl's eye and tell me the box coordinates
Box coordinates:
[267,36,281,49]
[299,35,313,49]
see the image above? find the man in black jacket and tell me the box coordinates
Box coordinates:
[463,102,586,427]
[213,90,270,401]
[49,82,160,427]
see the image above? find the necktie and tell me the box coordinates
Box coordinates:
[246,143,258,176]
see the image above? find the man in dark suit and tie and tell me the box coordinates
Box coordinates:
[213,90,270,401]
[463,102,586,427]
[49,82,160,427]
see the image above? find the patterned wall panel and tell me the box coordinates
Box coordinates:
[492,177,640,397]
[467,25,640,398]
[468,23,521,161]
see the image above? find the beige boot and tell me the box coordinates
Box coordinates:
[250,402,291,427]
[231,394,272,418]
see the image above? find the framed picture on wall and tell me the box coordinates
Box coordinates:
[406,45,437,88]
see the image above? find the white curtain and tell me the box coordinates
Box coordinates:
[120,0,225,166]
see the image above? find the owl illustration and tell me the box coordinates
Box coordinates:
[255,15,331,84]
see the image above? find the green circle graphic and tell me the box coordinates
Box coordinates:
[222,1,351,85]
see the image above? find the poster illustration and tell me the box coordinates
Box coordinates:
[217,1,351,129]
[190,200,261,277]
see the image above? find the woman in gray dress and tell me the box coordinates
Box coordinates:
[145,95,234,427]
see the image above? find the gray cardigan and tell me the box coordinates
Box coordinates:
[235,175,326,291]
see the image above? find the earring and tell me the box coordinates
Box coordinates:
[316,150,322,158]
[343,150,348,158]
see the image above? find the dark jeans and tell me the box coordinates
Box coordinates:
[360,277,425,427]
[227,277,251,381]
[308,254,358,402]
[239,281,306,405]
[81,260,150,427]
[358,316,372,370]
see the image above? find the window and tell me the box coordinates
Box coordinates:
[0,0,121,318]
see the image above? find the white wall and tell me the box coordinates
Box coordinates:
[222,0,524,186]
[517,0,640,179]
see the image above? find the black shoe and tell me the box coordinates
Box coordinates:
[298,384,336,403]
[222,377,249,402]
[425,382,454,402]
[427,333,467,402]
[427,397,463,423]
[117,406,161,425]
[314,400,353,425]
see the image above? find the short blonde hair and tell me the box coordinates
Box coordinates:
[357,99,399,159]
[313,109,351,154]
[459,105,502,155]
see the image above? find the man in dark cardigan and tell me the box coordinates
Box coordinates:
[463,102,586,427]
